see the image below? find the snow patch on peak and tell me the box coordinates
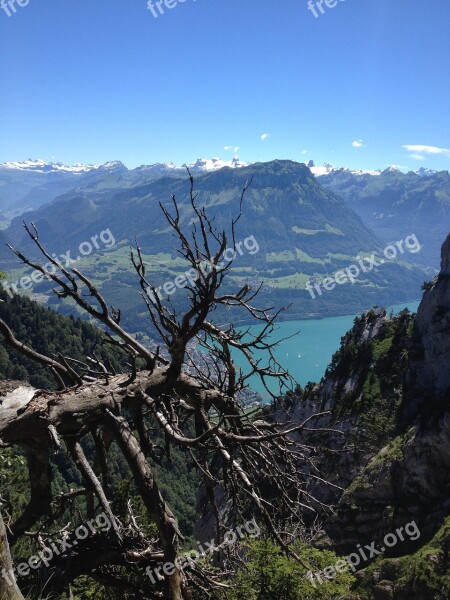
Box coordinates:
[98,161,127,171]
[0,159,126,174]
[383,165,401,174]
[133,158,249,175]
[134,162,179,173]
[307,160,381,178]
[184,157,250,172]
[350,168,382,176]
[308,162,337,177]
[416,167,439,177]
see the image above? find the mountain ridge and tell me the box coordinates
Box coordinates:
[1,160,426,334]
[1,157,446,225]
[2,157,442,178]
[316,166,450,268]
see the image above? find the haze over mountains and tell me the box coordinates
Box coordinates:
[2,155,446,335]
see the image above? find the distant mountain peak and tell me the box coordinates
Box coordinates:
[383,165,401,174]
[308,161,444,179]
[0,159,126,174]
[99,160,127,171]
[307,161,381,178]
[416,167,439,177]
[183,157,250,172]
[2,157,442,182]
[133,157,250,175]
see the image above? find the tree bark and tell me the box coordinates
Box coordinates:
[0,512,26,600]
[105,410,185,600]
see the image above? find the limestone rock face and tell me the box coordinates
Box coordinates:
[269,307,402,511]
[406,232,450,406]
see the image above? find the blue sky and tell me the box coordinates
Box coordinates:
[0,0,449,171]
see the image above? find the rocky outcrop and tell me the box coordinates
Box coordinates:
[328,234,450,555]
[273,306,413,511]
[404,233,450,419]
[193,307,402,542]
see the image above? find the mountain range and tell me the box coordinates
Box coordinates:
[0,156,443,222]
[306,159,440,179]
[0,160,427,336]
[0,157,248,217]
[315,164,450,267]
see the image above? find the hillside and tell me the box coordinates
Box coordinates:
[0,285,126,389]
[1,237,449,599]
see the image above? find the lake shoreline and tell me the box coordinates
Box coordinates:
[216,298,422,330]
[231,299,422,400]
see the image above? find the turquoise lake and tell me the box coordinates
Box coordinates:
[233,300,421,399]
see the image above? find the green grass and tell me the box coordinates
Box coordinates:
[291,224,344,236]
[294,248,327,264]
[266,250,296,262]
[259,272,311,289]
[291,226,322,235]
[325,223,344,235]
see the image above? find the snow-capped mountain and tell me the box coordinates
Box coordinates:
[1,157,441,179]
[185,157,249,172]
[315,161,450,268]
[0,159,126,174]
[306,160,382,177]
[0,157,249,176]
[131,157,249,178]
[0,160,129,217]
[416,167,439,177]
[306,160,441,179]
[1,156,444,224]
[0,157,251,219]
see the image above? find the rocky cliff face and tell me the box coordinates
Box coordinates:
[270,235,450,598]
[405,234,450,418]
[273,306,414,511]
[328,234,450,554]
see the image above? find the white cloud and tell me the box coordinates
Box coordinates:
[260,133,270,141]
[402,144,450,156]
[352,139,365,148]
[224,145,240,154]
[409,154,426,161]
[301,150,308,155]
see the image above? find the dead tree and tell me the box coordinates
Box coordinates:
[0,172,331,599]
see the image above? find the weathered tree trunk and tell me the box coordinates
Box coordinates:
[105,410,185,600]
[0,512,26,600]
